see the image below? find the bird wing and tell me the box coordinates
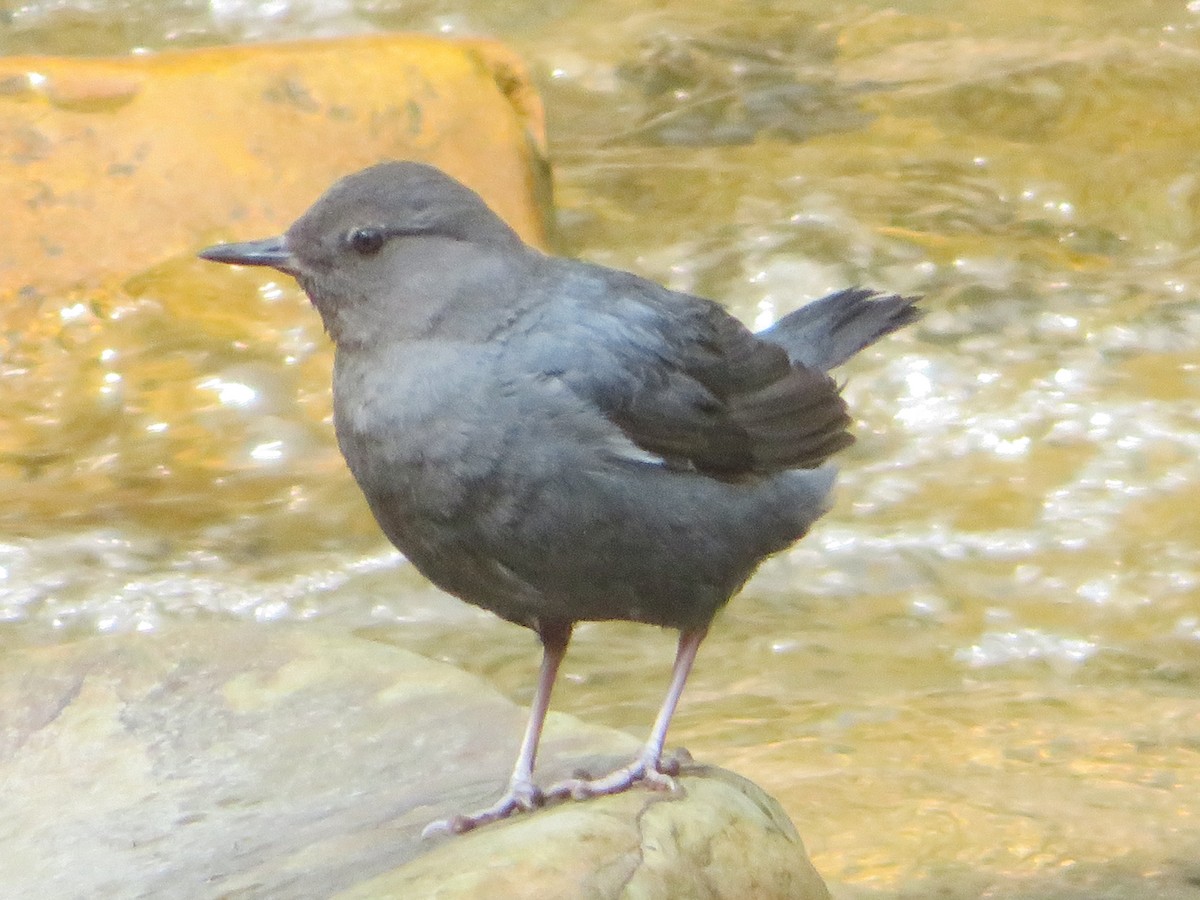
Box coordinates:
[518,263,854,478]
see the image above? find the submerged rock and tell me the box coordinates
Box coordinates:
[0,623,829,899]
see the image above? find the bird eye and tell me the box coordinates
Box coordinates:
[347,226,386,256]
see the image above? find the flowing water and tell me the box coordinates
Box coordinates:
[3,1,1199,896]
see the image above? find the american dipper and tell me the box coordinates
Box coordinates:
[199,161,920,835]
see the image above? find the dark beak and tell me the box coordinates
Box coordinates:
[198,236,297,274]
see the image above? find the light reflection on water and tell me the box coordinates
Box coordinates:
[3,1,1200,896]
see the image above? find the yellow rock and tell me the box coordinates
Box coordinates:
[342,767,831,900]
[0,34,549,302]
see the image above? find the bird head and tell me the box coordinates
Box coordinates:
[199,161,530,344]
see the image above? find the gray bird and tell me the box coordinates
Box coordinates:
[199,161,920,835]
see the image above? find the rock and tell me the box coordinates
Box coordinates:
[0,34,549,301]
[340,767,830,900]
[0,624,829,899]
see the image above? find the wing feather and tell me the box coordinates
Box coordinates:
[526,262,854,479]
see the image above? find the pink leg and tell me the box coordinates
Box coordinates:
[423,620,572,836]
[546,627,707,801]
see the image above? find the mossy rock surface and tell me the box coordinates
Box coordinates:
[1,623,828,899]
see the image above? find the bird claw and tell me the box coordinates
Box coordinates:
[544,752,686,802]
[422,780,545,837]
[659,746,692,776]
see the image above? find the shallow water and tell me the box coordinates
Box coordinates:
[3,1,1200,896]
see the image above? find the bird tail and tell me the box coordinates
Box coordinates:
[757,288,922,372]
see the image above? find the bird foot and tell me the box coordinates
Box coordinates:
[422,779,544,838]
[545,749,689,802]
[568,747,693,781]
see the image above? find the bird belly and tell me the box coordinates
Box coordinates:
[332,350,835,630]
